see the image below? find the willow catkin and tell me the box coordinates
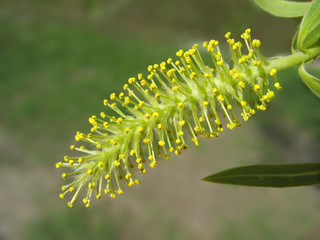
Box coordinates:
[56,29,281,207]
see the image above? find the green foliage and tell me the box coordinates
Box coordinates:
[203,163,320,187]
[297,0,320,50]
[252,0,310,18]
[298,63,320,97]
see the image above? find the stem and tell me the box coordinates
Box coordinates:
[267,47,320,72]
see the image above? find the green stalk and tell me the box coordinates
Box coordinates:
[267,46,320,72]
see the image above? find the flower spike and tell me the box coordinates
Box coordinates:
[57,29,281,207]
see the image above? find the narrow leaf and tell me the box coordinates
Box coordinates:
[252,0,310,18]
[298,63,320,98]
[202,163,320,187]
[297,0,320,50]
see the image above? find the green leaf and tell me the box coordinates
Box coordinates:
[252,0,310,18]
[298,63,320,97]
[297,0,320,50]
[202,163,320,187]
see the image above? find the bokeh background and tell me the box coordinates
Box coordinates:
[1,0,320,239]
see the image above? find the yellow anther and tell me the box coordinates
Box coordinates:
[105,174,110,180]
[137,127,143,133]
[100,112,106,119]
[159,141,165,146]
[103,122,109,128]
[138,101,144,108]
[68,160,74,166]
[148,155,153,161]
[194,126,201,132]
[175,150,182,155]
[254,84,261,91]
[96,144,102,149]
[212,88,218,96]
[62,173,67,179]
[177,102,183,108]
[124,127,130,134]
[78,158,83,163]
[123,84,129,90]
[233,73,241,79]
[252,39,261,48]
[125,173,132,179]
[59,193,64,199]
[117,117,123,124]
[179,120,186,126]
[140,80,146,86]
[155,93,160,100]
[172,86,179,92]
[270,68,277,76]
[150,161,157,168]
[87,169,93,175]
[119,154,125,159]
[274,82,282,90]
[227,104,232,110]
[128,181,135,187]
[238,81,245,88]
[157,124,163,130]
[152,112,159,118]
[56,162,62,168]
[114,160,120,167]
[110,93,116,100]
[111,140,117,145]
[143,138,150,144]
[217,95,224,102]
[119,92,125,99]
[178,131,184,136]
[124,97,130,104]
[228,39,235,45]
[225,32,231,39]
[217,60,224,66]
[167,58,172,64]
[241,101,247,107]
[130,149,136,156]
[176,139,181,144]
[128,77,136,84]
[199,117,205,122]
[68,202,73,208]
[253,60,261,66]
[103,99,108,105]
[150,83,156,90]
[267,91,275,98]
[138,163,144,169]
[176,49,184,57]
[203,101,209,107]
[145,113,151,120]
[69,187,75,192]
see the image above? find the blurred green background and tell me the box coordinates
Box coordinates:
[1,0,320,239]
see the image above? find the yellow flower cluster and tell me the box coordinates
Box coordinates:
[56,29,281,207]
